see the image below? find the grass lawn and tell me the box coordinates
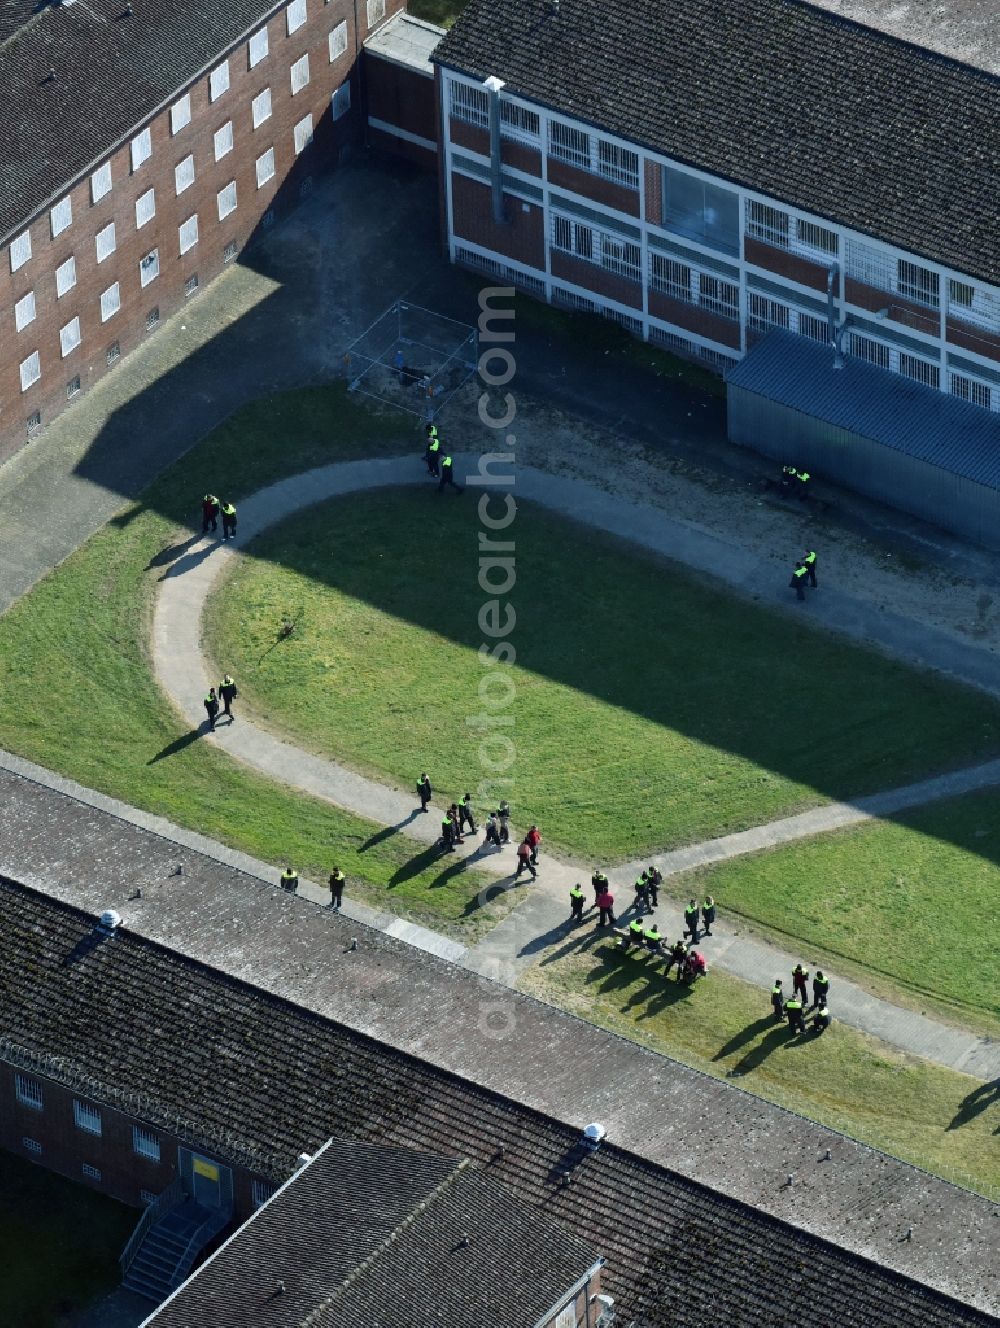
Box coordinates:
[408,0,468,27]
[206,489,1000,868]
[0,386,509,941]
[0,1150,136,1327]
[668,789,1000,1028]
[519,940,1000,1197]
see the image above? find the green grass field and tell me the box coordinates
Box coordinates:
[520,942,1000,1197]
[669,789,1000,1027]
[0,387,509,940]
[409,0,467,27]
[0,1149,136,1327]
[206,489,1000,867]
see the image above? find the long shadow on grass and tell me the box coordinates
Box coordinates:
[712,1015,776,1061]
[360,811,420,852]
[947,1078,1000,1131]
[148,729,205,764]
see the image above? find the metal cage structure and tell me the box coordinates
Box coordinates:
[343,300,478,422]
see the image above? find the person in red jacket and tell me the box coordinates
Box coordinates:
[595,886,615,928]
[526,825,542,865]
[201,493,220,534]
[514,839,537,881]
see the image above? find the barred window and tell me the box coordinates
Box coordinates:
[499,101,540,142]
[948,279,975,310]
[450,82,488,129]
[650,253,692,302]
[251,1178,274,1207]
[899,352,940,389]
[897,259,939,310]
[698,273,739,320]
[796,219,838,256]
[797,312,829,343]
[82,1163,102,1180]
[549,120,590,170]
[74,1100,103,1135]
[132,1126,160,1160]
[746,200,790,249]
[748,292,790,332]
[597,140,639,190]
[950,373,991,409]
[600,235,641,283]
[848,333,890,368]
[552,215,593,262]
[15,1074,43,1109]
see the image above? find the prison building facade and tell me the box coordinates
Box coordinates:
[0,0,405,463]
[432,0,1000,413]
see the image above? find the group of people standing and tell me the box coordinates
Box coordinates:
[582,871,712,983]
[417,775,542,872]
[771,964,832,1034]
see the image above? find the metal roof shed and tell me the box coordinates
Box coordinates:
[725,331,1000,549]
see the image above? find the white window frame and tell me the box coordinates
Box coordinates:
[15,290,36,332]
[698,272,739,321]
[100,282,121,322]
[331,80,351,121]
[552,214,594,262]
[95,221,116,263]
[848,332,890,369]
[131,127,152,172]
[499,99,540,144]
[897,259,940,310]
[287,0,307,33]
[179,214,199,255]
[91,161,113,204]
[293,114,313,155]
[248,26,269,67]
[214,121,235,161]
[60,316,82,357]
[650,252,692,302]
[256,148,276,188]
[132,1126,160,1161]
[10,230,32,273]
[746,200,790,249]
[171,93,192,135]
[15,1074,44,1110]
[797,311,830,344]
[549,119,590,170]
[20,351,41,392]
[251,1178,274,1208]
[135,187,156,229]
[252,88,272,128]
[366,0,385,26]
[450,81,489,130]
[600,233,641,283]
[597,139,639,190]
[74,1100,103,1135]
[290,53,310,95]
[795,217,839,258]
[209,60,230,102]
[50,196,73,239]
[217,181,238,220]
[948,278,975,310]
[140,249,160,287]
[175,154,195,195]
[898,351,940,389]
[328,19,347,60]
[55,255,77,298]
[950,372,992,410]
[748,292,791,333]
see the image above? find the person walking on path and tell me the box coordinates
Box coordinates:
[595,885,616,928]
[459,794,476,835]
[221,501,237,541]
[790,561,808,602]
[803,549,818,587]
[328,867,345,912]
[771,979,785,1021]
[424,426,441,477]
[684,899,701,942]
[646,866,662,909]
[592,870,609,908]
[569,883,585,921]
[634,871,651,915]
[438,454,463,494]
[440,812,455,852]
[785,994,806,1035]
[811,969,830,1009]
[484,811,502,849]
[219,674,238,719]
[417,773,432,813]
[526,825,542,865]
[204,687,219,731]
[448,804,465,845]
[280,866,299,893]
[515,839,537,881]
[201,493,220,534]
[497,800,511,844]
[701,895,716,937]
[792,963,810,1003]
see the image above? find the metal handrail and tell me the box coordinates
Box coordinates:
[168,1205,232,1293]
[120,1177,184,1277]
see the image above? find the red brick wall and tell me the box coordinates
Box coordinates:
[644,160,662,226]
[369,126,436,170]
[0,0,388,461]
[946,317,1000,364]
[547,157,640,219]
[449,116,489,156]
[550,250,642,310]
[365,55,437,145]
[648,290,741,349]
[844,276,939,336]
[501,140,541,177]
[744,236,835,294]
[451,173,544,271]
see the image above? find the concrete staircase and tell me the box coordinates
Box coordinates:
[121,1197,230,1302]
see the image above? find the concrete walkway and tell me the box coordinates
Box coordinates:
[150,454,1000,1080]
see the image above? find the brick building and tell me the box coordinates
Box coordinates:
[432,0,1000,414]
[0,0,404,462]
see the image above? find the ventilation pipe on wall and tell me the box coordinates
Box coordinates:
[484,76,507,225]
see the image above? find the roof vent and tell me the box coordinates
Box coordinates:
[98,910,122,935]
[582,1122,606,1150]
[550,0,560,12]
[296,1152,312,1169]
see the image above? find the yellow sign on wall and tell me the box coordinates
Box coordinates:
[193,1158,219,1181]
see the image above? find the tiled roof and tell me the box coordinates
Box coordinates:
[151,1139,597,1327]
[0,0,280,244]
[1,878,995,1328]
[433,0,1000,287]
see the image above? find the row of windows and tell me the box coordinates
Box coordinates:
[6,7,353,277]
[14,1075,163,1158]
[650,254,740,321]
[552,215,641,282]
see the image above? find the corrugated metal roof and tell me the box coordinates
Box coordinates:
[726,331,1000,490]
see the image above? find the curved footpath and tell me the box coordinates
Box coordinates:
[153,455,1000,1080]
